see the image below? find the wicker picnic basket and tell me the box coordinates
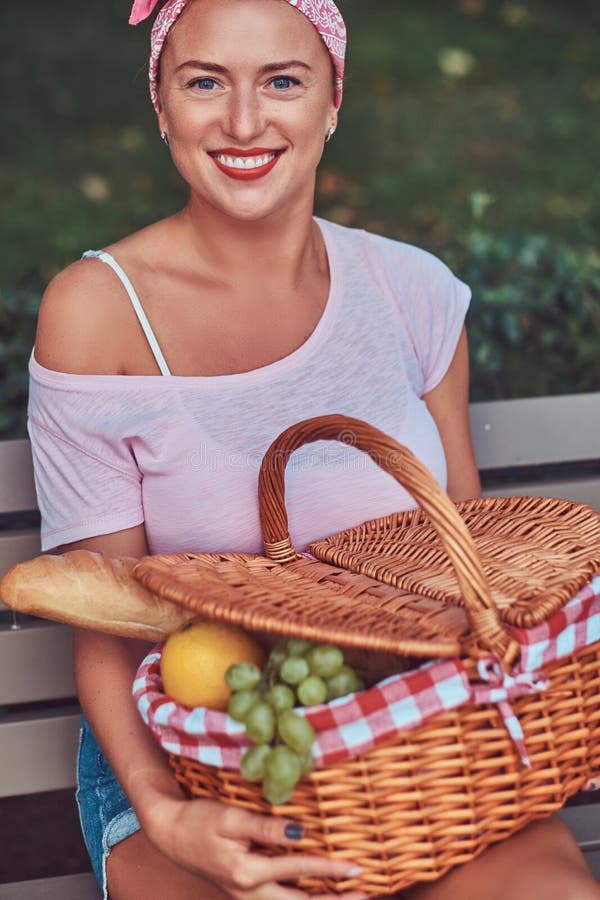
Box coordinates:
[133,415,600,896]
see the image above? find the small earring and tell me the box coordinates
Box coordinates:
[325,126,336,143]
[160,131,169,146]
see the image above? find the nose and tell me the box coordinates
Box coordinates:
[224,87,266,145]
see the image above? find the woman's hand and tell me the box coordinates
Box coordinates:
[144,795,368,899]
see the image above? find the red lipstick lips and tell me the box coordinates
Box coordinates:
[209,148,284,181]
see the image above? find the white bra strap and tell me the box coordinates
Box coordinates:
[82,250,172,376]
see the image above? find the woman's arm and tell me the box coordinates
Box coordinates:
[423,326,482,502]
[59,527,186,828]
[59,528,190,833]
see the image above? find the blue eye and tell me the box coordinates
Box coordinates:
[193,77,217,91]
[272,76,297,90]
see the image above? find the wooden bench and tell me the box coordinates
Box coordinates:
[1,392,599,896]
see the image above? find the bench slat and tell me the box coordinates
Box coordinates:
[471,394,600,469]
[0,621,76,704]
[0,873,100,900]
[560,806,600,852]
[483,478,600,514]
[0,709,81,797]
[0,530,42,592]
[0,439,37,513]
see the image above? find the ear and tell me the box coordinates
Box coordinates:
[325,109,338,142]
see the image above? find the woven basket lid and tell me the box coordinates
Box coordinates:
[311,495,600,630]
[133,416,600,662]
[133,550,472,659]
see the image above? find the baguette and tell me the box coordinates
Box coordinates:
[0,550,196,640]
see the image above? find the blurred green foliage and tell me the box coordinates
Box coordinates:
[1,0,599,437]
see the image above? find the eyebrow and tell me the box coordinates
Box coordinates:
[175,59,313,74]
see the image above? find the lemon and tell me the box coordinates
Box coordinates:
[160,619,266,710]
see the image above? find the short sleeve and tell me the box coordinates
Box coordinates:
[364,232,472,395]
[415,262,471,395]
[27,367,144,551]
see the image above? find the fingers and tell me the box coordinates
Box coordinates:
[218,807,317,849]
[152,799,368,900]
[241,851,363,891]
[214,806,366,897]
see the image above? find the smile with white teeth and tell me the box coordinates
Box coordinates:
[214,152,277,170]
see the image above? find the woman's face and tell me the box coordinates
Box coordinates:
[157,0,338,222]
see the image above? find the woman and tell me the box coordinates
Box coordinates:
[29,0,599,898]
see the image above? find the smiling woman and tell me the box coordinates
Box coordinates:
[152,0,339,221]
[24,1,600,899]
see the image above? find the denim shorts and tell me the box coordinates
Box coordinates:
[76,714,141,898]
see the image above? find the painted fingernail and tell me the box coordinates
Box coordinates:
[345,865,363,877]
[284,823,304,840]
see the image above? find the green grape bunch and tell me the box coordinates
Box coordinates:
[225,639,364,804]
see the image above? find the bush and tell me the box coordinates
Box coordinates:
[443,204,600,400]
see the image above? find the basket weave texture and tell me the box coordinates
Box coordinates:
[133,415,600,896]
[165,646,600,896]
[311,495,600,629]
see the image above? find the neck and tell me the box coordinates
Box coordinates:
[173,192,324,287]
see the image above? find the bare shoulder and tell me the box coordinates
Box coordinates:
[34,255,133,375]
[34,216,174,376]
[34,216,186,376]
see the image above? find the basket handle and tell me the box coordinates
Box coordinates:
[258,414,516,661]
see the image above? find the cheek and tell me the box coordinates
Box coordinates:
[281,98,331,144]
[163,99,211,137]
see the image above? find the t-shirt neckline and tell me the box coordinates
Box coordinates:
[30,217,341,388]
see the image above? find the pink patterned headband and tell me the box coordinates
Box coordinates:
[129,0,347,113]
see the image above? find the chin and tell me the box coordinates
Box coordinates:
[209,190,303,224]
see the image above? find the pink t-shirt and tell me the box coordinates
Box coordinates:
[28,219,470,554]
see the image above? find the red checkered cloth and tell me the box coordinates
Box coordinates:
[133,573,600,775]
[512,574,600,672]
